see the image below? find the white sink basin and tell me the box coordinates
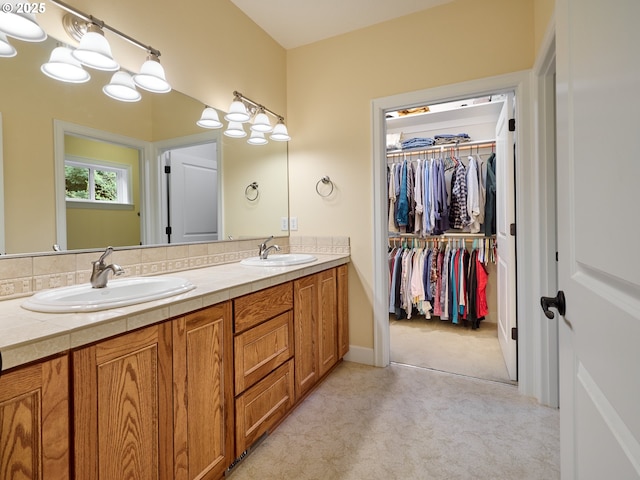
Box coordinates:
[22,276,196,313]
[240,253,317,267]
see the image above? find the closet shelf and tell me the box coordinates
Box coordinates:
[389,232,495,239]
[387,138,495,158]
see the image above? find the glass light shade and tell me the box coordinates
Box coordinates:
[270,121,291,141]
[250,110,273,133]
[0,2,46,42]
[71,25,119,71]
[224,99,250,123]
[247,131,268,145]
[41,46,91,83]
[224,121,247,138]
[0,32,16,57]
[196,107,223,129]
[103,71,141,102]
[133,55,171,93]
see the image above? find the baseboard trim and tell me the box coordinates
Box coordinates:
[343,345,375,366]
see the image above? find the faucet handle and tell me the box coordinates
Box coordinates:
[97,246,114,265]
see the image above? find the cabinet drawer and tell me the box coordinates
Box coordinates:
[234,311,294,394]
[235,359,295,455]
[234,282,293,333]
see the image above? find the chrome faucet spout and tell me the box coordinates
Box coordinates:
[258,236,277,259]
[90,247,125,288]
[260,244,281,259]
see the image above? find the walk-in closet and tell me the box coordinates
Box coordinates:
[386,93,517,384]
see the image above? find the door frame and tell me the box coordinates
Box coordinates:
[532,18,559,407]
[53,120,153,250]
[372,66,557,403]
[153,130,222,245]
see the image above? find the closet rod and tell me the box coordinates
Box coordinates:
[387,139,495,158]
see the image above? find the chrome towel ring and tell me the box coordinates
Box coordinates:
[245,182,259,201]
[315,176,334,197]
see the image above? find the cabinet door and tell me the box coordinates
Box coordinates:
[173,303,234,480]
[318,269,338,377]
[294,274,319,399]
[337,264,349,358]
[73,323,173,480]
[0,355,69,480]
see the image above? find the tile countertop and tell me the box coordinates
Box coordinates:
[0,253,350,372]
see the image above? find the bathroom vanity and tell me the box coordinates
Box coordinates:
[0,253,349,480]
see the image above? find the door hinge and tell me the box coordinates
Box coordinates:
[509,223,516,236]
[165,226,172,235]
[508,118,516,131]
[511,327,518,341]
[164,165,171,174]
[556,251,558,262]
[0,350,3,377]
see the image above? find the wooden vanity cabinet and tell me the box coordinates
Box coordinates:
[233,283,295,455]
[73,303,234,480]
[294,267,344,400]
[337,264,349,358]
[0,355,70,480]
[173,302,234,480]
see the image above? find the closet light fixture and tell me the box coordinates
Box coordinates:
[41,45,91,83]
[133,53,171,93]
[0,32,17,57]
[224,121,247,138]
[197,107,223,129]
[103,71,141,102]
[247,131,268,145]
[0,0,47,42]
[71,22,119,71]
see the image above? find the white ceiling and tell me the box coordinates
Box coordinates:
[229,0,453,49]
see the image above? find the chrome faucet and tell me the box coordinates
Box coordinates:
[90,246,124,288]
[258,236,281,259]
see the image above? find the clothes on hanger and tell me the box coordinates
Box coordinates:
[388,239,493,329]
[388,151,494,237]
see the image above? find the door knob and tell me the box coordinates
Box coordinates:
[540,290,566,319]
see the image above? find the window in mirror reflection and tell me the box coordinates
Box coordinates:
[65,159,132,204]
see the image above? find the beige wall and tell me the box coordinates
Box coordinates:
[285,0,547,351]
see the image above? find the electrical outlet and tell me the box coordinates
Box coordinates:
[290,216,298,231]
[280,217,288,231]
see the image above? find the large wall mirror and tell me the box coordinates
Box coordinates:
[0,35,289,255]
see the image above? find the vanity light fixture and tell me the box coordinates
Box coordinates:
[247,131,268,145]
[197,107,223,129]
[0,32,17,57]
[250,107,273,133]
[133,53,171,93]
[224,121,247,138]
[225,93,251,123]
[270,118,291,142]
[48,0,171,96]
[0,0,47,42]
[71,22,119,71]
[225,91,291,144]
[41,45,91,83]
[103,71,141,102]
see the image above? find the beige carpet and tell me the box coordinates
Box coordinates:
[227,361,560,480]
[390,316,513,384]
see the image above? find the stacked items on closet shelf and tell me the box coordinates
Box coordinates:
[388,237,495,329]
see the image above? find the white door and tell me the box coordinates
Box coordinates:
[166,142,219,243]
[556,0,640,478]
[495,94,517,381]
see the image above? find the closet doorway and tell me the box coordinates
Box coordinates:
[384,91,517,384]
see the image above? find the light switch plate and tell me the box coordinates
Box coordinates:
[290,217,298,231]
[280,217,288,230]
